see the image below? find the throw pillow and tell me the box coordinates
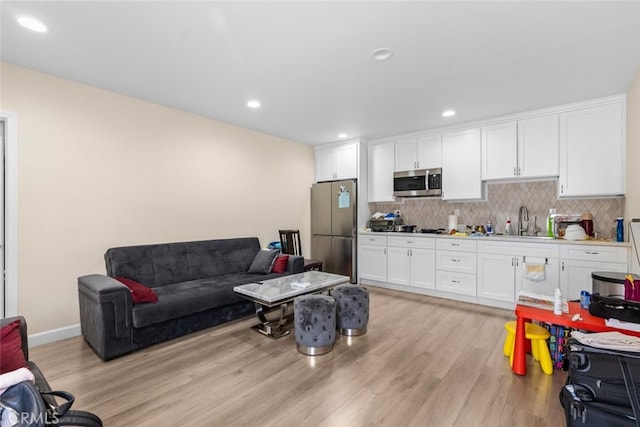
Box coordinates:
[248,249,279,274]
[272,255,289,274]
[114,277,158,304]
[0,320,27,374]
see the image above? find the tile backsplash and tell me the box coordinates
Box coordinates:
[370,180,624,238]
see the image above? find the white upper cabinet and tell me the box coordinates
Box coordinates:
[558,99,625,197]
[368,142,395,202]
[394,134,441,171]
[517,114,559,178]
[315,140,358,182]
[442,128,482,200]
[481,121,518,180]
[482,115,559,180]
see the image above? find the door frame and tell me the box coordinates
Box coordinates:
[0,111,18,317]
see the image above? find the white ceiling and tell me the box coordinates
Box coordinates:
[1,1,640,145]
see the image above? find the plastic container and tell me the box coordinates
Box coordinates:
[553,287,563,315]
[547,208,556,237]
[486,221,493,235]
[505,217,513,235]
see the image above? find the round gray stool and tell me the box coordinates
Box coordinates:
[333,284,369,336]
[294,294,336,355]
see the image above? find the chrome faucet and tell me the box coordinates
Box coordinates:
[518,205,529,236]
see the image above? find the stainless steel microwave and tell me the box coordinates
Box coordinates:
[393,168,442,197]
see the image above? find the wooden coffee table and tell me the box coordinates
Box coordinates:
[234,271,350,338]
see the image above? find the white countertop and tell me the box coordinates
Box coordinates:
[359,231,631,247]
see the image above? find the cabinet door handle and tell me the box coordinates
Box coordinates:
[512,257,515,267]
[410,249,413,256]
[561,261,565,271]
[514,167,517,176]
[518,166,522,176]
[384,248,387,255]
[561,184,564,194]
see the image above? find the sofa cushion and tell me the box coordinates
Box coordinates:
[115,277,158,304]
[131,272,284,328]
[272,255,289,274]
[0,320,27,374]
[105,237,262,287]
[248,249,279,274]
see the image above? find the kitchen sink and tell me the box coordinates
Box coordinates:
[490,234,556,240]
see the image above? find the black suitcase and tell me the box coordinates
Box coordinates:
[567,340,640,407]
[562,339,640,426]
[561,384,637,426]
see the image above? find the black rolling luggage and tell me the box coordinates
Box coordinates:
[562,339,640,426]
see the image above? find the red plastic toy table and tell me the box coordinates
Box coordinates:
[512,301,640,375]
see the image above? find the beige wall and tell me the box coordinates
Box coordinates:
[626,70,640,221]
[0,63,315,334]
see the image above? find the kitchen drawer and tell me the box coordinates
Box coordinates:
[436,251,476,273]
[436,238,476,253]
[560,244,628,263]
[477,240,559,258]
[359,234,387,247]
[436,271,476,296]
[388,235,435,249]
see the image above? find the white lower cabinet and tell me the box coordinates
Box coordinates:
[560,244,629,301]
[477,241,560,303]
[359,235,388,282]
[435,239,476,296]
[387,236,435,289]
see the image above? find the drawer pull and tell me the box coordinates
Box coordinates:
[452,259,460,262]
[585,251,600,255]
[451,243,460,247]
[451,280,460,284]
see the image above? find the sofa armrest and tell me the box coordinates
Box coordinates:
[287,255,304,274]
[78,274,133,360]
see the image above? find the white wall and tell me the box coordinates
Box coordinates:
[0,63,315,334]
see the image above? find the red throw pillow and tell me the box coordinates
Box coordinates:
[115,277,158,304]
[272,255,289,274]
[0,320,27,374]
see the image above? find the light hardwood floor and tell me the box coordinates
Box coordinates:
[31,287,567,426]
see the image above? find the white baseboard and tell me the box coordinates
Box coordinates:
[29,323,82,347]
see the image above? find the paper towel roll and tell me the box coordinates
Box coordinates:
[448,215,458,231]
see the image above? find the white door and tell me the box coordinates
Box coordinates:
[410,248,436,289]
[387,246,411,285]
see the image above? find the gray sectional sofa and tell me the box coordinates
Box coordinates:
[78,237,303,360]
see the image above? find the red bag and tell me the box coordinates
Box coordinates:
[624,275,640,302]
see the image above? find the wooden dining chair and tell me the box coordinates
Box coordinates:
[278,229,323,271]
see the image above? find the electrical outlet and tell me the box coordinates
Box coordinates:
[394,210,401,217]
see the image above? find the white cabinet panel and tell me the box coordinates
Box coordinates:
[442,128,482,200]
[477,253,515,302]
[314,141,358,182]
[436,271,476,296]
[481,121,517,180]
[395,138,418,171]
[387,236,436,288]
[387,246,411,285]
[561,259,628,301]
[368,142,395,202]
[559,101,625,196]
[410,248,436,289]
[518,114,559,178]
[359,244,387,282]
[416,134,442,169]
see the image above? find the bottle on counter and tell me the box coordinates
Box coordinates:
[554,286,563,315]
[486,220,493,235]
[505,217,513,235]
[547,208,556,237]
[617,217,624,242]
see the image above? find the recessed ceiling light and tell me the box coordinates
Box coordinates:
[338,133,348,139]
[247,100,261,109]
[371,47,393,61]
[17,16,47,32]
[442,110,456,117]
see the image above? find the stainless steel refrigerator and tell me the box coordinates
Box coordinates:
[310,179,357,283]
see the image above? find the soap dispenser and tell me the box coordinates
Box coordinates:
[505,217,513,235]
